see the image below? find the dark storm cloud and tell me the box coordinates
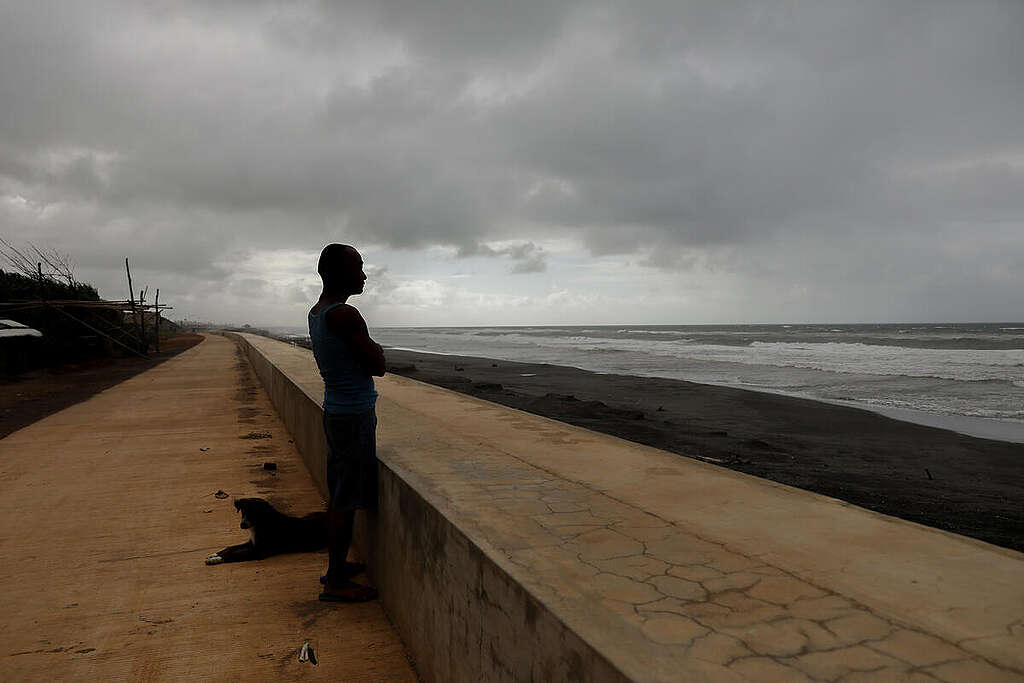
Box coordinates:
[1,0,1022,318]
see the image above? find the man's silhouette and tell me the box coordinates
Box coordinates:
[308,244,385,602]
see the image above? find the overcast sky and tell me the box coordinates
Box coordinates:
[1,1,1022,327]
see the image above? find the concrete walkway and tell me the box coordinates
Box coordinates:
[243,333,1024,682]
[0,334,416,682]
[378,378,1024,682]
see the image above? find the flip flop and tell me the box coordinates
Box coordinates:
[318,583,378,603]
[320,562,365,584]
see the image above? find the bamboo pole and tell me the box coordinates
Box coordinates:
[0,300,172,308]
[125,258,146,355]
[137,288,146,347]
[154,289,160,353]
[0,301,174,316]
[49,305,148,359]
[67,304,146,346]
[125,258,136,321]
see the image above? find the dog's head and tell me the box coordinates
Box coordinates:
[233,497,275,529]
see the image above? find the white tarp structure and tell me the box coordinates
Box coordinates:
[0,319,42,339]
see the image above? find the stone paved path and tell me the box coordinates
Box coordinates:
[0,334,416,682]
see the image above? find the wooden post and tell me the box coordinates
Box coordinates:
[138,288,146,345]
[125,257,145,355]
[154,289,160,353]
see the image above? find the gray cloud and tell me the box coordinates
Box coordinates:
[459,241,548,274]
[1,0,1022,322]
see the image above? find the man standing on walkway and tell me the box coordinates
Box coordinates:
[308,244,385,602]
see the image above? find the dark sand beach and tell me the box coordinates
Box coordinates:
[384,348,1024,552]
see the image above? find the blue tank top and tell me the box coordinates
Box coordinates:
[308,302,378,415]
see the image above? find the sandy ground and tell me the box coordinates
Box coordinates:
[0,334,416,682]
[385,349,1024,552]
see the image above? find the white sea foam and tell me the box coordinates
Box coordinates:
[499,334,1024,385]
[372,324,1024,428]
[738,341,1024,383]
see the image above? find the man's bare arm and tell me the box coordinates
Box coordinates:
[325,304,386,377]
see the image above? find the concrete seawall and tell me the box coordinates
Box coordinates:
[232,332,628,682]
[231,332,1024,683]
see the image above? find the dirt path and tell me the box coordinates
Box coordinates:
[0,334,203,439]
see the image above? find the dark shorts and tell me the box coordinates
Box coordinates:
[322,408,378,512]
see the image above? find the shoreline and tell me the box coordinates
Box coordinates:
[384,344,1024,444]
[383,347,1024,552]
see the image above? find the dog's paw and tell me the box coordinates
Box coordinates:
[205,553,224,565]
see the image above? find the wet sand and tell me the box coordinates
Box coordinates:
[384,348,1024,552]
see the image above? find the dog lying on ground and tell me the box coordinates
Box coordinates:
[205,497,326,565]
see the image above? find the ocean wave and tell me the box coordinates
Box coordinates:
[709,341,1024,383]
[551,338,1023,384]
[617,328,678,335]
[373,326,1024,426]
[857,397,1024,421]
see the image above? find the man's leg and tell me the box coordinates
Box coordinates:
[319,410,378,602]
[326,506,355,581]
[321,507,377,601]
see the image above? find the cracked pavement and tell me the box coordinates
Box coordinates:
[378,383,1023,681]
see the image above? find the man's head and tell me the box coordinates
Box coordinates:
[317,244,366,296]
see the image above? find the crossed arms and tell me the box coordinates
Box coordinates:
[325,304,386,377]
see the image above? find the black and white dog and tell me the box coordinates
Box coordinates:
[205,498,326,565]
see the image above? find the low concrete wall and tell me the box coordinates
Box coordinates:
[228,332,1024,683]
[235,335,329,496]
[228,333,628,683]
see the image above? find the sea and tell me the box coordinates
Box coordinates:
[270,323,1024,444]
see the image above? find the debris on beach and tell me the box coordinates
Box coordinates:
[214,490,229,499]
[262,461,277,471]
[199,447,209,451]
[298,641,317,665]
[241,431,272,439]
